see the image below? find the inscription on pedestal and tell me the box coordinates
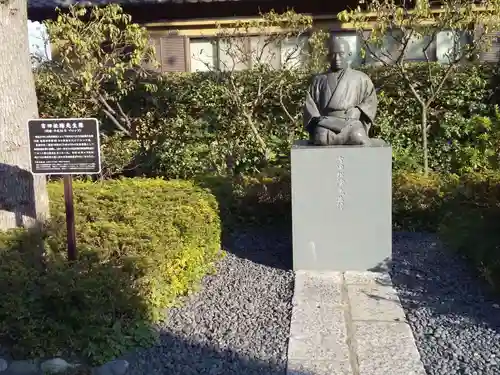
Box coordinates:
[336,155,345,211]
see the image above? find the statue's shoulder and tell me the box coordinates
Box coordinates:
[348,68,373,81]
[311,72,328,83]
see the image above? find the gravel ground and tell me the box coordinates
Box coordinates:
[124,227,294,375]
[122,228,500,375]
[391,232,500,375]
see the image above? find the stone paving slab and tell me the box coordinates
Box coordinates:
[343,271,392,286]
[286,271,426,375]
[293,271,343,304]
[287,358,353,375]
[289,302,346,339]
[347,284,406,322]
[355,321,426,375]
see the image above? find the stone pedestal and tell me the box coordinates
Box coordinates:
[291,141,392,271]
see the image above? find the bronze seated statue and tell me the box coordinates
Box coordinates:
[303,37,385,147]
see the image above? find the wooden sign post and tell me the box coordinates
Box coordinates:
[27,118,101,261]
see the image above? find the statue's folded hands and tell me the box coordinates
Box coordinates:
[317,116,347,133]
[345,107,361,120]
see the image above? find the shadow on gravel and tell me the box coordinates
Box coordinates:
[369,232,500,330]
[125,329,311,375]
[196,176,293,270]
[221,227,292,270]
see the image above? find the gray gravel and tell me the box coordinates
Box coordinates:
[122,228,500,375]
[391,232,500,375]
[124,227,294,375]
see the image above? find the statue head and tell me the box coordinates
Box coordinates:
[327,37,352,71]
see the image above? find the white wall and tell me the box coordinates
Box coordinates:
[28,20,51,65]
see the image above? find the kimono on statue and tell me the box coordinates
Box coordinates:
[301,35,382,146]
[303,67,378,146]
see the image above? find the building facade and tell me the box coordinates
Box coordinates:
[27,0,500,73]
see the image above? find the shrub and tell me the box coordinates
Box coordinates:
[100,133,141,178]
[439,172,500,291]
[370,63,500,172]
[36,62,500,178]
[0,178,221,365]
[206,168,500,293]
[200,163,500,293]
[198,167,292,229]
[200,168,449,232]
[391,171,455,232]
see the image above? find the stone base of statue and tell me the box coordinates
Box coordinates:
[291,140,392,271]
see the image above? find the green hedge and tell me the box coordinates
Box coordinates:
[200,169,446,232]
[0,178,221,365]
[36,62,500,178]
[34,60,500,293]
[201,169,500,292]
[438,172,500,290]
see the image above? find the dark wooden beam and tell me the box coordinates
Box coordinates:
[29,0,359,23]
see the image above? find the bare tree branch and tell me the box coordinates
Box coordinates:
[96,94,132,135]
[190,11,311,163]
[426,63,456,106]
[398,64,426,106]
[422,29,439,95]
[116,100,133,130]
[279,82,300,125]
[100,107,131,135]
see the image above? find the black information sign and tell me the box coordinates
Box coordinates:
[27,118,101,175]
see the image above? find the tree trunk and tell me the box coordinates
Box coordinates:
[0,0,49,230]
[421,106,429,176]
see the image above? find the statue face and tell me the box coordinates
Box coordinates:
[328,38,351,71]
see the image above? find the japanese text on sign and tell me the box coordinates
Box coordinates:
[28,119,101,174]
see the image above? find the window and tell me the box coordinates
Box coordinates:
[280,35,309,69]
[190,37,249,72]
[189,35,309,72]
[218,38,249,71]
[29,21,51,67]
[190,39,216,72]
[365,29,468,64]
[189,29,473,72]
[436,30,470,63]
[365,30,434,63]
[249,36,281,69]
[248,35,308,69]
[405,34,435,61]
